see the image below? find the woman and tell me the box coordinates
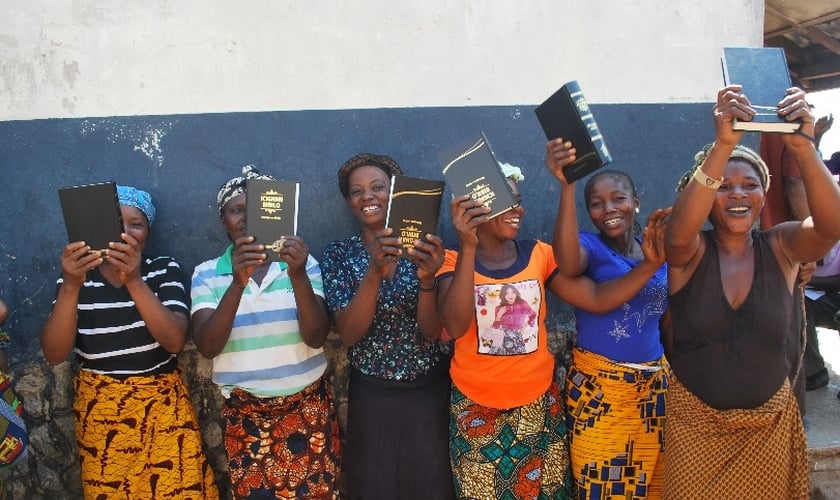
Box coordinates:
[40,186,218,499]
[191,165,340,499]
[490,284,537,354]
[543,150,671,498]
[320,153,455,499]
[437,163,574,499]
[663,86,840,498]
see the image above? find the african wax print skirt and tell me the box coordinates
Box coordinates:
[449,381,573,499]
[663,377,808,500]
[74,369,218,499]
[565,348,668,499]
[221,376,341,499]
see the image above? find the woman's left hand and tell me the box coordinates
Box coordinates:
[106,232,143,284]
[278,235,309,275]
[778,87,817,149]
[410,234,444,281]
[641,207,672,266]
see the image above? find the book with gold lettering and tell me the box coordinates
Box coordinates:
[535,80,612,183]
[246,178,299,263]
[385,175,445,258]
[58,181,123,254]
[437,132,519,220]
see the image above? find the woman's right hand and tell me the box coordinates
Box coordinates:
[544,138,577,185]
[61,241,102,287]
[450,195,491,248]
[713,85,752,147]
[367,227,402,278]
[231,236,266,287]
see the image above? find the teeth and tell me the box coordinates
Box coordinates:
[728,207,749,213]
[604,217,621,226]
[362,205,380,213]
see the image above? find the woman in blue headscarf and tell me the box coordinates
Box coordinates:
[41,185,218,499]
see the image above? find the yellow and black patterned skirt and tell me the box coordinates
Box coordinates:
[449,381,573,499]
[74,369,219,499]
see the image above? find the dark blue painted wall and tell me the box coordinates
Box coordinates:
[0,102,736,363]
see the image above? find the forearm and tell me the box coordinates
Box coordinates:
[439,249,477,339]
[289,271,330,348]
[40,284,82,365]
[587,261,661,313]
[192,282,245,358]
[416,280,442,342]
[793,145,840,238]
[553,184,584,276]
[333,270,380,346]
[125,279,188,353]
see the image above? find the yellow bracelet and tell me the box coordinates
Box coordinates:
[692,168,723,190]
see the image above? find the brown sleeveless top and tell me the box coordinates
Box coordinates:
[669,230,798,410]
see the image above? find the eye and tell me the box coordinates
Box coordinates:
[349,188,362,198]
[374,183,387,192]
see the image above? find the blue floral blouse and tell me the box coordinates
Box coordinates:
[321,233,445,381]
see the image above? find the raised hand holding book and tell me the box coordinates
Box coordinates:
[385,175,445,258]
[721,46,799,133]
[436,132,519,220]
[58,181,123,254]
[246,178,299,263]
[534,80,612,183]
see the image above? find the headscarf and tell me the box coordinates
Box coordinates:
[676,143,770,193]
[499,162,524,183]
[117,185,156,226]
[217,164,275,215]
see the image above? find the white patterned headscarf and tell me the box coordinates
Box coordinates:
[216,164,275,215]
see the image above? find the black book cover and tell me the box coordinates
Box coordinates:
[385,175,445,258]
[721,46,799,133]
[534,80,612,183]
[57,181,123,253]
[246,178,299,263]
[436,132,519,220]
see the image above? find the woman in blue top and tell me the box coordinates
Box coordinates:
[320,153,455,500]
[545,141,671,499]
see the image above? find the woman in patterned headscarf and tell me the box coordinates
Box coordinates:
[663,86,840,498]
[41,185,218,499]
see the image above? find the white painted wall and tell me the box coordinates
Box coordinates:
[0,0,763,120]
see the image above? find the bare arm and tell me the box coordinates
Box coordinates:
[408,234,445,342]
[438,195,491,339]
[40,242,103,365]
[281,236,330,349]
[545,138,587,276]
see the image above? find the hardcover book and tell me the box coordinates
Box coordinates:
[721,46,799,133]
[534,80,612,183]
[436,132,519,220]
[246,178,299,263]
[385,175,445,257]
[57,181,123,253]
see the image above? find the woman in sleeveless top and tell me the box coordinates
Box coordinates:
[663,86,840,499]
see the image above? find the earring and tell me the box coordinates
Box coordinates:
[635,207,640,214]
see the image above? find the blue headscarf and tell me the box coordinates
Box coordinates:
[117,185,156,226]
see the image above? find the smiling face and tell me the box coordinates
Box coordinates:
[220,193,247,240]
[478,179,524,241]
[585,174,639,242]
[710,159,765,234]
[346,165,391,229]
[120,205,149,251]
[503,285,519,304]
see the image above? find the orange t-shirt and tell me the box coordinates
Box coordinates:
[438,240,557,409]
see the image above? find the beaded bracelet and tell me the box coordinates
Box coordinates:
[692,168,723,190]
[0,330,10,349]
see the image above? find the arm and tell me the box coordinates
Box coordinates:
[331,228,401,346]
[784,177,810,221]
[438,195,491,339]
[550,208,671,313]
[665,86,746,268]
[107,232,188,353]
[545,138,587,276]
[191,236,267,358]
[41,242,104,365]
[280,236,330,349]
[408,233,445,342]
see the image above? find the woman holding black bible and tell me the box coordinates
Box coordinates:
[40,185,218,499]
[320,153,455,499]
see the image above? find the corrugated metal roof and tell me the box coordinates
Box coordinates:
[765,0,840,91]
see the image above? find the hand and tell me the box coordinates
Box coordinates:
[61,241,103,287]
[231,235,266,287]
[778,88,816,149]
[278,235,309,275]
[409,233,444,282]
[640,207,671,266]
[367,227,402,278]
[713,85,752,146]
[106,232,144,284]
[544,138,576,185]
[815,113,834,140]
[797,261,816,288]
[450,195,491,248]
